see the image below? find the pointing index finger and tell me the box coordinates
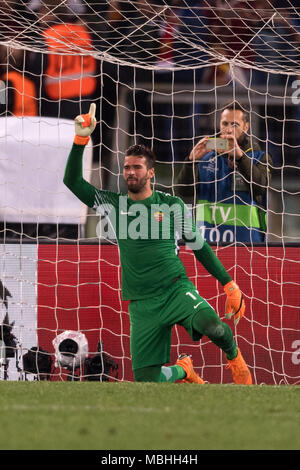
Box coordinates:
[88,103,96,119]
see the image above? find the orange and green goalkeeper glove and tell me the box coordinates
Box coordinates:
[74,102,97,146]
[224,280,245,326]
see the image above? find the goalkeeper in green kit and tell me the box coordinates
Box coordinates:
[64,104,252,385]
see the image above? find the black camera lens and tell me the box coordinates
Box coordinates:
[58,339,78,356]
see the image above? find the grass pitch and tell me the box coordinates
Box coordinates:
[0,381,299,450]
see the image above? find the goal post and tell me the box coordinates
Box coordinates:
[0,0,299,384]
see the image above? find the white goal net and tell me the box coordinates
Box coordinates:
[0,0,299,384]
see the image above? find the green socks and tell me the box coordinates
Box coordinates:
[134,365,186,382]
[160,365,186,382]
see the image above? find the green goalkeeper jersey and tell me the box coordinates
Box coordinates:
[64,144,232,300]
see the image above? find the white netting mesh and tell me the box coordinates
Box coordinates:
[0,0,299,384]
[1,1,299,71]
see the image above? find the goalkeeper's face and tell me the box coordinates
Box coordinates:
[123,155,154,194]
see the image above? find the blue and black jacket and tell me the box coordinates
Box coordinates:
[176,137,272,244]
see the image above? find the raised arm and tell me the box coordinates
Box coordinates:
[63,103,97,208]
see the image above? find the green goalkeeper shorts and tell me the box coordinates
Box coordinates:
[128,277,214,371]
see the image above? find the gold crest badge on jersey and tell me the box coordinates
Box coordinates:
[154,211,164,222]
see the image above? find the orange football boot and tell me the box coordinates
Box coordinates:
[176,354,205,384]
[226,348,252,385]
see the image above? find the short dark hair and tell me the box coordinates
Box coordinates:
[221,103,250,123]
[125,144,156,169]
